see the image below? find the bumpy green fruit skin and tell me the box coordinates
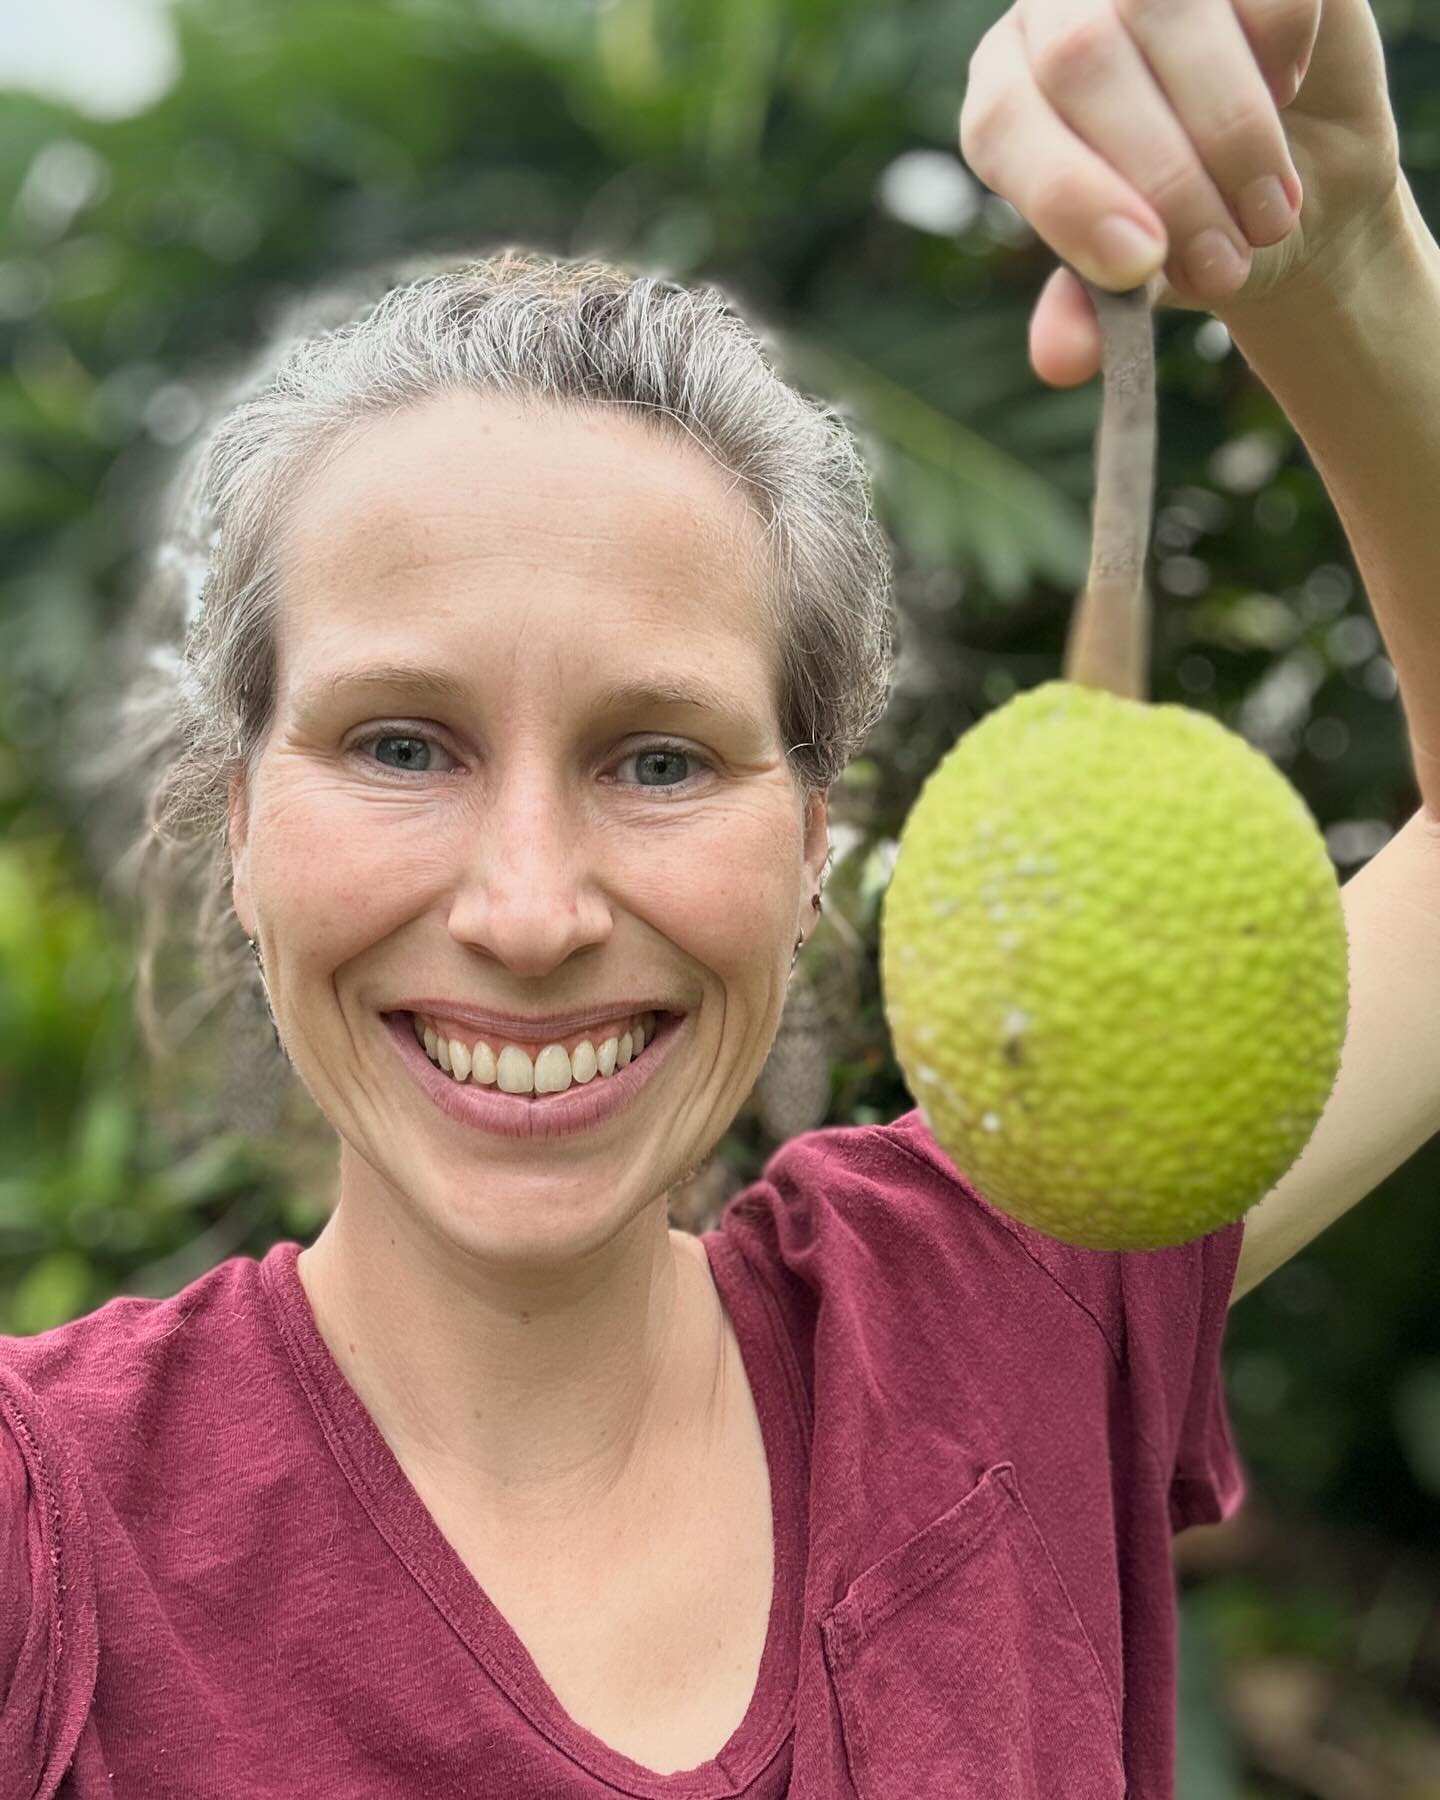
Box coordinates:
[880,681,1349,1251]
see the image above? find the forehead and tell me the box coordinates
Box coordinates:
[274,393,772,639]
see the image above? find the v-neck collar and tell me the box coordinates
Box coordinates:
[260,1235,808,1798]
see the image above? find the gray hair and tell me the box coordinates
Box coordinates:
[94,247,895,1065]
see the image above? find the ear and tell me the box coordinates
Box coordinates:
[802,787,831,895]
[227,767,256,942]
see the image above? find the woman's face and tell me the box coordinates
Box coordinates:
[229,393,829,1263]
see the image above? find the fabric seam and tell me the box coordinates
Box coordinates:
[879,1133,1125,1368]
[883,1129,1234,1509]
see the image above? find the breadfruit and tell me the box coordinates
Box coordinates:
[880,275,1349,1251]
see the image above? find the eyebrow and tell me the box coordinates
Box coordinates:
[295,662,766,735]
[594,674,764,734]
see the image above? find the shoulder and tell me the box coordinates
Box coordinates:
[0,1247,275,1388]
[0,1248,291,1497]
[714,1109,1130,1354]
[711,1108,1247,1528]
[713,1107,1242,1379]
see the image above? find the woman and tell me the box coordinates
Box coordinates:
[3,1,1431,1794]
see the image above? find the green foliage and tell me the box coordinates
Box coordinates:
[0,827,318,1328]
[1178,1595,1243,1796]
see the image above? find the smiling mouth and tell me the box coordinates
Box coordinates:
[379,1004,687,1136]
[389,1008,679,1097]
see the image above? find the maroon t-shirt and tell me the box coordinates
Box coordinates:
[0,1109,1245,1798]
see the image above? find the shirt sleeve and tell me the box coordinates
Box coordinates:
[1120,1220,1249,1532]
[0,1366,98,1800]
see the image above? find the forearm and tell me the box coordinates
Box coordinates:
[1220,175,1440,820]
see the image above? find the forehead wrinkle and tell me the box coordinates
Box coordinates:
[271,407,780,714]
[283,526,769,664]
[279,401,769,595]
[303,494,753,590]
[284,582,776,722]
[282,528,760,654]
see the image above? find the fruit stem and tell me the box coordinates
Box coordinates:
[1061,276,1157,703]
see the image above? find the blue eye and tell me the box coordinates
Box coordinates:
[352,730,709,791]
[620,743,711,791]
[629,745,695,786]
[370,733,444,772]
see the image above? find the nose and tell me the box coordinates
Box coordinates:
[442,765,614,974]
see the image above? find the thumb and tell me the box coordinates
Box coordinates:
[1028,265,1102,388]
[1029,264,1179,388]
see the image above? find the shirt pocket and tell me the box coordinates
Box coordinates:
[819,1461,1125,1800]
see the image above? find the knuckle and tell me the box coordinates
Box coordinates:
[964,19,1008,93]
[1029,10,1120,89]
[959,81,1016,169]
[1027,165,1098,231]
[1202,97,1269,151]
[1114,0,1188,25]
[1139,158,1204,214]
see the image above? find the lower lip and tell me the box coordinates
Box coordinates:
[381,1011,687,1140]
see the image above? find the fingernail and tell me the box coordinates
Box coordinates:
[1184,228,1250,300]
[1237,175,1292,246]
[1094,215,1166,282]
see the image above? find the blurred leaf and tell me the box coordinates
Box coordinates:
[1177,1595,1242,1799]
[777,331,1093,596]
[12,1249,92,1334]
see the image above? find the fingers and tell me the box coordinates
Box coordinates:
[1103,0,1304,239]
[1026,0,1267,301]
[961,16,1172,293]
[1230,0,1321,107]
[960,1,1309,305]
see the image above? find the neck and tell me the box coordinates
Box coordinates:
[296,1149,724,1523]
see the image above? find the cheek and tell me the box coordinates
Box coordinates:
[642,804,797,968]
[248,777,453,970]
[247,765,802,975]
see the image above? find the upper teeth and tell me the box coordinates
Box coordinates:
[413,1011,659,1094]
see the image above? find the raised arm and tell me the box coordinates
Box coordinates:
[1215,173,1440,1298]
[1229,803,1440,1303]
[1222,176,1440,820]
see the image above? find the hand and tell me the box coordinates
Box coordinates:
[958,0,1402,387]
